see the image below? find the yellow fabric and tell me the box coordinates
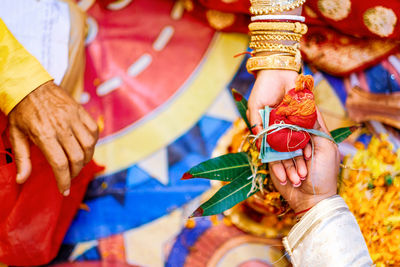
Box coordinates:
[0,18,53,115]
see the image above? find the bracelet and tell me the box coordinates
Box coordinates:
[250,0,306,15]
[249,21,308,34]
[246,54,301,74]
[249,42,299,54]
[251,30,302,38]
[251,34,301,42]
[251,15,305,22]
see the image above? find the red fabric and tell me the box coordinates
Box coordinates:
[0,114,103,266]
[267,87,317,152]
[197,0,249,14]
[305,0,400,40]
[192,0,400,39]
[189,0,400,75]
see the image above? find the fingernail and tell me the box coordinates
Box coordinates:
[16,174,25,184]
[280,180,287,186]
[63,189,70,196]
[300,176,307,181]
[293,181,302,187]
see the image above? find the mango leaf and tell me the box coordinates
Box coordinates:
[190,170,256,217]
[232,89,252,131]
[181,152,250,181]
[330,126,359,143]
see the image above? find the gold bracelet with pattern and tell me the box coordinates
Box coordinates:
[249,42,299,54]
[249,21,308,34]
[251,30,302,38]
[246,54,301,73]
[250,0,306,15]
[251,34,301,42]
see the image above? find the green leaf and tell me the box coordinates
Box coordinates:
[330,126,359,143]
[232,89,252,131]
[181,152,250,181]
[190,170,256,217]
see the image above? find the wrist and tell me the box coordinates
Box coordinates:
[291,193,335,217]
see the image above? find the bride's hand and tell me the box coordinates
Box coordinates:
[247,69,309,187]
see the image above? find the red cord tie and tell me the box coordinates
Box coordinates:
[294,207,312,217]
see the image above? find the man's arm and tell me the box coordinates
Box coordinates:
[1,18,98,196]
[0,18,53,114]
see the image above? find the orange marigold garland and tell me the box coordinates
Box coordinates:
[340,134,400,266]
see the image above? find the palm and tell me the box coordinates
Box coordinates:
[270,134,340,213]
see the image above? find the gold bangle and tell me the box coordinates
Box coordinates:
[249,22,308,34]
[251,30,302,38]
[251,34,301,42]
[249,42,299,55]
[250,0,306,15]
[246,55,301,73]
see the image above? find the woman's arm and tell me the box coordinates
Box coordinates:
[246,1,308,186]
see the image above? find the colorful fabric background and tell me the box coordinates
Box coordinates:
[41,0,400,266]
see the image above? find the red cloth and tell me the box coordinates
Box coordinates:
[0,114,103,266]
[188,0,400,75]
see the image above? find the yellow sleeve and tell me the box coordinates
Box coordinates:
[0,18,53,115]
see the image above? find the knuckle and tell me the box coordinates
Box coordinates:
[59,180,71,191]
[71,153,85,165]
[53,159,69,171]
[89,122,99,136]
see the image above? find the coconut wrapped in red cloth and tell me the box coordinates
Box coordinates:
[267,75,317,152]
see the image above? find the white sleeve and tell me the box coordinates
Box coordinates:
[283,195,373,267]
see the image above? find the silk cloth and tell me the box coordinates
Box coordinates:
[283,195,373,266]
[188,0,400,76]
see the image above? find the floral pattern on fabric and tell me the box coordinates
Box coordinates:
[206,9,236,30]
[363,6,398,37]
[317,0,351,21]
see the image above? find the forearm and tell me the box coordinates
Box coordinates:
[283,195,372,267]
[0,18,52,115]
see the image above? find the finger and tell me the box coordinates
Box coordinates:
[270,161,287,185]
[37,137,71,195]
[248,106,264,150]
[303,142,312,160]
[282,159,301,187]
[9,127,32,184]
[294,156,307,180]
[59,130,85,178]
[78,107,99,138]
[72,122,96,164]
[315,107,330,134]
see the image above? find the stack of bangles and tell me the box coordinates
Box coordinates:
[247,0,307,74]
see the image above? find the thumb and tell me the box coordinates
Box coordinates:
[9,127,32,184]
[312,107,334,148]
[315,107,330,135]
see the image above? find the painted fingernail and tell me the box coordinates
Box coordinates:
[280,180,287,186]
[63,189,70,196]
[293,181,302,187]
[300,176,307,181]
